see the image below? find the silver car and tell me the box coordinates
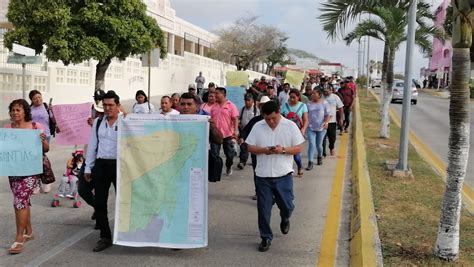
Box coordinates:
[391,80,418,105]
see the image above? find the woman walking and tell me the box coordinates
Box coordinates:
[306,90,330,170]
[29,90,55,193]
[4,99,49,254]
[132,90,155,114]
[281,89,308,176]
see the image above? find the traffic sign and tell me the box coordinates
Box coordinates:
[7,55,42,64]
[12,43,35,56]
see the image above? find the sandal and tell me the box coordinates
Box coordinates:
[297,168,304,177]
[23,234,34,242]
[8,241,24,254]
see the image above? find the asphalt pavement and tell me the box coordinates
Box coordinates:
[389,92,474,189]
[0,131,351,266]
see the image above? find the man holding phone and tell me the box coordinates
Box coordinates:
[245,101,305,252]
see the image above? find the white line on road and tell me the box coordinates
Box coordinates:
[25,217,114,267]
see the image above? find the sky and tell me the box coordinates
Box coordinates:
[170,0,444,79]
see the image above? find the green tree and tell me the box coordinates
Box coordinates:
[4,0,166,93]
[265,38,292,75]
[434,0,472,261]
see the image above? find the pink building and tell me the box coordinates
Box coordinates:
[428,0,451,87]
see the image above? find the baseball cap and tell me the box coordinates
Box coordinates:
[93,89,106,102]
[208,82,215,88]
[259,96,271,104]
[244,94,253,100]
[188,83,196,90]
[260,76,266,80]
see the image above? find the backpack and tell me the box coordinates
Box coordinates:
[43,103,57,137]
[285,103,304,129]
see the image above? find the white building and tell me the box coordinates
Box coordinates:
[0,0,267,120]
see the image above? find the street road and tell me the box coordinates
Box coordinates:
[390,92,474,189]
[0,140,350,266]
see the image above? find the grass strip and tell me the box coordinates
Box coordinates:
[359,89,474,266]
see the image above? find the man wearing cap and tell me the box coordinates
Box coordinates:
[258,85,279,106]
[195,71,206,95]
[245,101,305,252]
[84,90,122,252]
[237,94,260,170]
[210,87,239,176]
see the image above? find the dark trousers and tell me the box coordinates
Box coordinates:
[92,159,117,239]
[251,154,257,194]
[256,174,294,241]
[343,107,351,130]
[211,137,236,168]
[77,163,95,208]
[240,143,249,164]
[323,122,337,156]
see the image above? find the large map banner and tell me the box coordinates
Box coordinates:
[114,114,209,248]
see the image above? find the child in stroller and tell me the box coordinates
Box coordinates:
[52,149,84,207]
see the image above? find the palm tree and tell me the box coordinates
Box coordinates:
[434,1,472,261]
[342,5,434,138]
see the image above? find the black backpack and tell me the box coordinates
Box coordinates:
[42,103,57,137]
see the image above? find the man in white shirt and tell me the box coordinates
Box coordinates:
[159,96,180,116]
[84,91,122,252]
[245,101,305,252]
[322,86,344,156]
[278,83,291,106]
[237,94,260,170]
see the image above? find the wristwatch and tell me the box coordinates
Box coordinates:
[281,147,286,154]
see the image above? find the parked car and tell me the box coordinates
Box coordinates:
[391,80,418,105]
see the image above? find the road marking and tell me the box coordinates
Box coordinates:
[316,133,349,267]
[25,217,113,267]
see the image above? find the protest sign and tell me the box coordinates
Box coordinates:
[285,69,305,88]
[225,86,246,110]
[0,128,42,176]
[226,71,249,87]
[52,103,92,145]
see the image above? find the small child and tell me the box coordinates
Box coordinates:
[58,150,84,198]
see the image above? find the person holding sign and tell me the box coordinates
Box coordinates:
[4,99,49,254]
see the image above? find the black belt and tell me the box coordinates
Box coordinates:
[96,158,116,162]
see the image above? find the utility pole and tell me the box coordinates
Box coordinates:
[366,35,371,96]
[357,40,362,77]
[396,0,417,173]
[362,38,367,77]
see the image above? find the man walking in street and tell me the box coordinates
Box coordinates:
[245,101,305,252]
[195,71,206,95]
[322,86,343,157]
[278,83,291,106]
[237,94,260,170]
[84,90,122,252]
[210,87,239,175]
[337,81,355,134]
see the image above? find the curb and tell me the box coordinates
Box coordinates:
[350,97,384,266]
[369,90,474,214]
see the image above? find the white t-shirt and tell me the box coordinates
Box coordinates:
[159,109,180,116]
[133,102,156,114]
[278,91,290,106]
[323,94,343,123]
[246,116,305,177]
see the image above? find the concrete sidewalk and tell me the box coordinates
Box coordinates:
[0,133,351,266]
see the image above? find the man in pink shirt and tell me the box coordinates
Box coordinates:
[211,87,240,175]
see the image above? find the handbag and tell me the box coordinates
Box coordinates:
[40,154,56,184]
[208,150,223,182]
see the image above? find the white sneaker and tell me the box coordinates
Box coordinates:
[226,166,233,176]
[42,184,51,193]
[59,193,65,198]
[66,194,74,199]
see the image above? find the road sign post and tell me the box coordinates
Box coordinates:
[7,44,42,99]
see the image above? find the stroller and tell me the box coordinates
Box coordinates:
[51,149,84,208]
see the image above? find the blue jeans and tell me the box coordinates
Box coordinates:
[293,154,302,169]
[256,174,295,241]
[307,129,327,161]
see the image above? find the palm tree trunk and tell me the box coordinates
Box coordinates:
[380,42,389,115]
[434,1,472,258]
[379,46,395,138]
